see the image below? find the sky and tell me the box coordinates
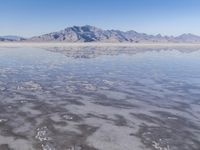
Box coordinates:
[0,0,200,37]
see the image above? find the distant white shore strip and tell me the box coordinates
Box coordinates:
[1,42,200,49]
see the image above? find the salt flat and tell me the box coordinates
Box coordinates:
[0,47,200,150]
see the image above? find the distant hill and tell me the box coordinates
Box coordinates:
[30,25,200,43]
[0,36,26,41]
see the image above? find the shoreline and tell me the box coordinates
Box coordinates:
[1,42,200,48]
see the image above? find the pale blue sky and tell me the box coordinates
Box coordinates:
[0,0,200,37]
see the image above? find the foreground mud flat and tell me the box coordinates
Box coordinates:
[0,47,200,150]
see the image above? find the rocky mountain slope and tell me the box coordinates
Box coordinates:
[30,25,200,43]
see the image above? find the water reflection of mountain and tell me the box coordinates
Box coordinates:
[46,46,200,59]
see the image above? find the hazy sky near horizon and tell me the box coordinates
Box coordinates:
[0,0,200,37]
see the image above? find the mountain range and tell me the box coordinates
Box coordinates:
[0,36,26,41]
[1,25,200,43]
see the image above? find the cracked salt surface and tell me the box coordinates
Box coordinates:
[42,144,56,150]
[0,119,8,123]
[35,126,56,150]
[62,115,74,121]
[66,145,82,150]
[17,81,42,91]
[152,141,170,150]
[35,126,50,142]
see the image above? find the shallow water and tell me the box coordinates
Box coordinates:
[0,47,200,150]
